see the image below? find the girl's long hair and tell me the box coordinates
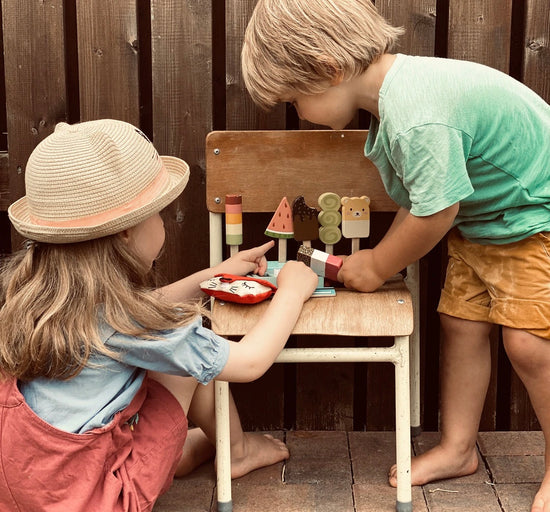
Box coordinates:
[0,236,204,381]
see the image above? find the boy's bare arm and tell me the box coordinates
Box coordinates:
[339,203,459,292]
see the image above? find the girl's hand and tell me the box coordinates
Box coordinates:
[216,240,275,276]
[276,260,318,302]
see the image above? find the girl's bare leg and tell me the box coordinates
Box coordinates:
[503,327,550,512]
[149,373,288,479]
[389,314,492,486]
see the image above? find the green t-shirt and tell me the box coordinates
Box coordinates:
[365,54,550,244]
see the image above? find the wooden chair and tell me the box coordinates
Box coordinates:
[205,130,421,512]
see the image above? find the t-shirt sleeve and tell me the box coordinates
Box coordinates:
[105,317,230,385]
[391,124,475,216]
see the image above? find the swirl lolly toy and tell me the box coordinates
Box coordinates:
[318,192,342,254]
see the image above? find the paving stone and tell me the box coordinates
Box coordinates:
[495,483,540,512]
[485,455,545,484]
[231,482,354,512]
[353,483,428,512]
[478,431,544,456]
[423,482,502,511]
[349,431,401,485]
[153,462,215,512]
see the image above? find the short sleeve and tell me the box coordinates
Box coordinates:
[106,317,230,385]
[391,124,475,216]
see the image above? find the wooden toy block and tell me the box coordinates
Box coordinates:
[341,196,370,239]
[225,194,243,246]
[318,192,342,248]
[265,197,294,239]
[292,195,319,243]
[297,244,343,282]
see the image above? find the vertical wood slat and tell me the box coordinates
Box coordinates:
[225,0,286,130]
[378,0,437,56]
[448,0,513,71]
[0,152,8,211]
[76,0,140,124]
[522,0,550,102]
[1,0,67,250]
[151,0,212,282]
[225,0,286,430]
[445,0,514,432]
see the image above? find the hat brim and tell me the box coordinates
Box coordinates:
[8,156,190,244]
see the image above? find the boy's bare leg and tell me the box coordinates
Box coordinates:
[503,327,550,512]
[389,314,492,486]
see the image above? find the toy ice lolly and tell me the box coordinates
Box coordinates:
[225,195,243,251]
[265,197,294,262]
[318,192,342,254]
[341,196,370,253]
[292,195,318,247]
[297,244,343,282]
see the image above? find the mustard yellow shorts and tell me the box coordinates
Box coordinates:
[437,228,550,340]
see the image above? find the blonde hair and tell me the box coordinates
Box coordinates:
[0,236,204,381]
[242,0,404,110]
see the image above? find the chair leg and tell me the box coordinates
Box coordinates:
[394,336,413,512]
[410,326,422,438]
[215,380,233,512]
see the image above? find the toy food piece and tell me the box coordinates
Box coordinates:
[297,244,343,282]
[318,192,342,245]
[341,196,370,238]
[225,194,243,246]
[265,197,294,239]
[200,274,277,304]
[292,196,319,242]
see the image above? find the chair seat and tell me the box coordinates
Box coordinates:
[211,275,413,337]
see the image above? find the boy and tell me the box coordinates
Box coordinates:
[241,1,550,511]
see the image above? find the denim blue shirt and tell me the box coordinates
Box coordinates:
[19,317,229,433]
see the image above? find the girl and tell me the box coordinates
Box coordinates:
[0,119,318,511]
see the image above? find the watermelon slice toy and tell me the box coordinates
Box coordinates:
[265,197,294,239]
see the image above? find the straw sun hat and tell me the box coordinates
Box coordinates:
[8,119,190,243]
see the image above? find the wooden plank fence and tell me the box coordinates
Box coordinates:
[0,0,548,433]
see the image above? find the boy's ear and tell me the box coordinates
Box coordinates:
[316,56,344,85]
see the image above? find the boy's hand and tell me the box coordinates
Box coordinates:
[337,249,385,292]
[276,260,318,302]
[216,240,275,276]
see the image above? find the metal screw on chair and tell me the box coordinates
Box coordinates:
[215,197,221,204]
[214,148,220,155]
[397,299,405,304]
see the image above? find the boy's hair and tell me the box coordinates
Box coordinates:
[0,237,204,381]
[242,0,404,110]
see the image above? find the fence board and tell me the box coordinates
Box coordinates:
[2,0,67,249]
[0,152,7,211]
[378,0,436,56]
[448,0,513,71]
[224,0,287,429]
[523,0,550,102]
[225,0,286,129]
[76,0,139,124]
[151,0,212,284]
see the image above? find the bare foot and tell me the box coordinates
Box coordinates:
[230,433,290,479]
[388,443,478,487]
[174,427,216,477]
[531,472,550,512]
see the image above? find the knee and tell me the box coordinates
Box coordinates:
[503,328,547,372]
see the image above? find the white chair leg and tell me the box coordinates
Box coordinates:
[215,380,232,512]
[394,336,412,512]
[410,326,421,437]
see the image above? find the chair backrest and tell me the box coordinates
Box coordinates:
[205,130,397,215]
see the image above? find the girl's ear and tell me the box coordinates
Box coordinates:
[119,229,131,244]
